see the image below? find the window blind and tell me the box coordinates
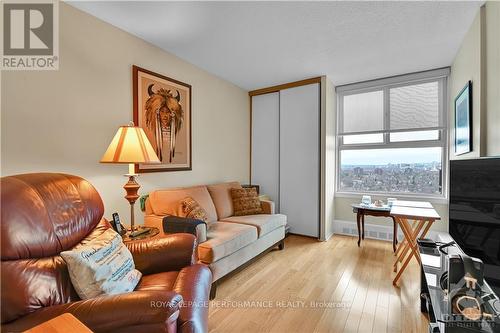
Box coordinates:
[390,81,439,130]
[342,90,384,133]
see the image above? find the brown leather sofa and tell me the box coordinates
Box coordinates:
[1,173,212,333]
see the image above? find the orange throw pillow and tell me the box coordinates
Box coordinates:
[231,188,263,216]
[180,197,209,223]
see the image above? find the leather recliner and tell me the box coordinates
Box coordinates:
[1,173,212,333]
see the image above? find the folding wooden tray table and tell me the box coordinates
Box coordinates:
[390,201,441,286]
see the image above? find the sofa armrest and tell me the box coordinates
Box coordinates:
[174,264,212,333]
[126,233,197,274]
[1,290,182,333]
[163,216,208,244]
[260,200,275,214]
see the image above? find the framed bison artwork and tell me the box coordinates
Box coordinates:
[133,65,192,172]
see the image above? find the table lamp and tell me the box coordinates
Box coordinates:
[100,122,160,236]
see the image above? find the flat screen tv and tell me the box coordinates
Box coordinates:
[450,158,500,295]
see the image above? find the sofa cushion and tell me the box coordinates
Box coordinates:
[135,271,179,291]
[231,188,263,216]
[221,214,287,238]
[148,186,218,223]
[207,182,242,220]
[198,222,258,264]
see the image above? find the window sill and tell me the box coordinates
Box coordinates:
[334,191,449,205]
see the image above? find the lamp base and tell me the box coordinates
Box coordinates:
[124,175,140,203]
[123,174,140,231]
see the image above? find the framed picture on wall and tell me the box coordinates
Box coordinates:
[454,80,472,156]
[133,65,192,172]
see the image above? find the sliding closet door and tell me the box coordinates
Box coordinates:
[279,84,320,237]
[251,93,280,208]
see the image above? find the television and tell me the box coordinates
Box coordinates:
[450,157,500,295]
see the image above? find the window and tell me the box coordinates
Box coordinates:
[336,68,449,196]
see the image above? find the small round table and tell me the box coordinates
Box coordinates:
[351,204,398,252]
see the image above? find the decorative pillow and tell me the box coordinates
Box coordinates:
[60,228,142,300]
[180,197,209,223]
[231,188,263,216]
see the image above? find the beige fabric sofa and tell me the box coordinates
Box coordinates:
[144,182,287,294]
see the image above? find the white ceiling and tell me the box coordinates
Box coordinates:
[69,1,482,90]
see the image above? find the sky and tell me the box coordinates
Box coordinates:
[341,147,442,166]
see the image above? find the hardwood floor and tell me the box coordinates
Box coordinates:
[208,235,428,333]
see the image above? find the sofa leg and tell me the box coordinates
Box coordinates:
[209,281,217,300]
[278,239,285,250]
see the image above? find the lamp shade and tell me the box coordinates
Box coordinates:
[100,125,160,164]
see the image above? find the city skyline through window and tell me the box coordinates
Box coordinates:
[341,147,442,165]
[340,148,442,194]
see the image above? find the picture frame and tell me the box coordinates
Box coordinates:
[454,80,472,156]
[133,65,192,172]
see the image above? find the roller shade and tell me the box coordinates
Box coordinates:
[342,90,384,134]
[339,78,444,136]
[390,81,439,130]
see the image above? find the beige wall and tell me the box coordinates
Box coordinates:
[486,2,500,156]
[1,3,249,224]
[449,11,483,159]
[449,3,500,159]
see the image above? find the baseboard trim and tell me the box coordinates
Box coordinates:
[333,219,439,242]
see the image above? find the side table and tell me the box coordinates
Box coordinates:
[24,313,92,333]
[121,226,160,242]
[351,204,398,252]
[390,203,440,286]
